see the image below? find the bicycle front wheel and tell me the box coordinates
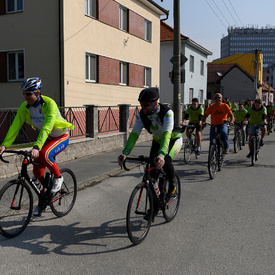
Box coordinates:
[184,139,192,164]
[126,182,153,245]
[217,142,225,171]
[163,173,181,222]
[234,133,240,153]
[208,144,217,179]
[0,180,33,238]
[251,138,255,166]
[50,168,77,217]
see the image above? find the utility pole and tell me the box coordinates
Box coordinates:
[173,0,181,127]
[267,68,271,103]
[254,49,259,99]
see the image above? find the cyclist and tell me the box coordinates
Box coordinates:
[117,87,182,199]
[266,101,274,133]
[180,97,204,155]
[223,97,231,109]
[0,77,74,216]
[202,93,234,154]
[244,98,267,158]
[231,100,237,112]
[233,102,247,146]
[245,98,253,111]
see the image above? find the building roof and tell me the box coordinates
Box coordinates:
[207,63,235,83]
[160,21,189,41]
[160,21,212,55]
[262,81,275,92]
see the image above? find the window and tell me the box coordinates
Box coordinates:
[199,90,204,103]
[85,0,96,18]
[189,55,194,73]
[200,60,204,76]
[120,62,128,85]
[8,51,24,81]
[144,19,152,42]
[85,53,97,82]
[7,0,23,13]
[189,88,193,102]
[144,67,151,87]
[119,5,128,32]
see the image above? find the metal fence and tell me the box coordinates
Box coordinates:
[98,106,120,134]
[0,105,140,146]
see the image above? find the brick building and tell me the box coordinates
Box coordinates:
[0,0,168,108]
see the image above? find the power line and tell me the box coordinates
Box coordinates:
[227,0,243,27]
[204,0,228,29]
[211,0,231,26]
[221,0,240,27]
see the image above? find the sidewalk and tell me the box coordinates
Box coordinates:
[0,129,210,189]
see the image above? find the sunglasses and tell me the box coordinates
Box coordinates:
[215,97,221,99]
[23,92,34,96]
[140,103,151,107]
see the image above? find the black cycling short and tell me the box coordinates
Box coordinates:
[188,122,202,132]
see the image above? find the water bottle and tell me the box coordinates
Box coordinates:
[32,177,42,190]
[152,178,160,196]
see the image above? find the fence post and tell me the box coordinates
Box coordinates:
[85,105,98,138]
[119,104,130,143]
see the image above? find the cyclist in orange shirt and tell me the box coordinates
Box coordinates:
[202,93,234,154]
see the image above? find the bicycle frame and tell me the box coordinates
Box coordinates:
[1,150,64,206]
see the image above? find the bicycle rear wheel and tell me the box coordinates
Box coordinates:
[184,139,192,164]
[162,173,181,222]
[0,180,33,238]
[50,168,77,217]
[208,144,217,179]
[126,182,153,245]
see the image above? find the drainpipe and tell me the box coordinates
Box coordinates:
[59,0,64,107]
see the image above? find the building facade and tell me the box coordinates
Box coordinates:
[0,0,168,108]
[221,26,275,66]
[160,22,212,107]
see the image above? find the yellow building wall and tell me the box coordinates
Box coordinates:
[63,0,162,107]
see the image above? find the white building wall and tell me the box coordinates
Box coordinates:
[183,44,208,105]
[160,41,209,107]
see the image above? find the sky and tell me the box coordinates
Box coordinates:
[153,0,275,62]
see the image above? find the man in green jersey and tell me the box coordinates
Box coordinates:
[245,98,253,110]
[233,102,247,146]
[118,87,183,199]
[231,100,237,112]
[266,101,274,132]
[243,98,267,157]
[181,98,204,155]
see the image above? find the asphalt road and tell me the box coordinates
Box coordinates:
[0,131,274,275]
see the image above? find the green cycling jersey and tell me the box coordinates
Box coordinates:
[185,105,204,123]
[122,104,182,158]
[2,95,74,150]
[233,109,247,123]
[245,105,267,125]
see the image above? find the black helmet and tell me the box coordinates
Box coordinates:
[138,87,159,102]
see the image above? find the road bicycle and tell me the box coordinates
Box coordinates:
[0,150,77,238]
[267,116,273,135]
[183,125,200,163]
[122,155,181,245]
[233,122,245,153]
[206,123,228,179]
[250,123,266,166]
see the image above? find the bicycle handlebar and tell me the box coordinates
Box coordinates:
[0,150,40,166]
[120,155,152,171]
